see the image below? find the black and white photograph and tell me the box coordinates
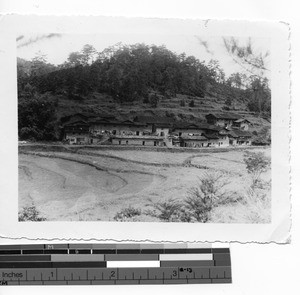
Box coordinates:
[17,27,272,223]
[0,16,290,242]
[0,2,298,294]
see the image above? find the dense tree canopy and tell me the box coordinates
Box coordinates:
[17,42,271,140]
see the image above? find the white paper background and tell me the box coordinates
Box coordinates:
[0,0,299,294]
[0,16,291,243]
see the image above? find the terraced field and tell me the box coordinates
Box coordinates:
[18,146,271,222]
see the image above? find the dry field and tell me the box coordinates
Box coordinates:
[18,146,271,223]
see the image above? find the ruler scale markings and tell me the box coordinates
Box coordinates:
[0,250,21,255]
[23,250,44,255]
[105,254,159,261]
[69,249,91,254]
[44,249,68,255]
[0,244,231,285]
[51,254,104,262]
[0,255,51,262]
[159,254,213,261]
[107,261,160,268]
[161,260,214,267]
[45,244,68,250]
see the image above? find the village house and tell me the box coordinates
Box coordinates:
[173,122,222,136]
[180,135,208,147]
[60,112,98,124]
[63,118,91,145]
[228,130,252,146]
[62,112,253,148]
[232,118,252,131]
[205,113,241,128]
[111,135,169,147]
[133,116,174,137]
[172,123,203,137]
[89,118,151,136]
[203,133,222,147]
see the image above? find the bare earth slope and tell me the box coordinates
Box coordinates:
[19,147,271,222]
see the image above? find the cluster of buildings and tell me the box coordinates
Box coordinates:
[62,112,253,148]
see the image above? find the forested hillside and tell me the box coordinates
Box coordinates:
[17,42,271,141]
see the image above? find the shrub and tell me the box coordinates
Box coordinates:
[146,198,182,222]
[147,172,234,223]
[113,206,141,221]
[243,151,271,188]
[18,205,46,222]
[184,172,230,222]
[239,188,271,223]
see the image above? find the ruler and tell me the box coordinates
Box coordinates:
[0,243,232,285]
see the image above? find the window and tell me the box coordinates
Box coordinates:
[126,141,128,145]
[154,141,157,146]
[142,141,145,146]
[119,141,121,145]
[136,131,140,135]
[179,132,182,136]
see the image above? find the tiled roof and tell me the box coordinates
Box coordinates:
[204,134,220,140]
[173,122,200,129]
[111,135,164,140]
[181,135,208,141]
[228,130,252,138]
[89,118,146,126]
[134,116,174,125]
[173,122,221,131]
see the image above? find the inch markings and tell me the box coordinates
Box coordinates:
[0,244,231,285]
[0,266,231,285]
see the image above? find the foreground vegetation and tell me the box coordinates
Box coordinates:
[111,151,271,223]
[19,149,271,223]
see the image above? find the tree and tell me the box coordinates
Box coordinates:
[246,76,271,115]
[30,51,56,76]
[226,72,246,89]
[243,151,271,188]
[67,51,84,67]
[18,94,58,141]
[223,37,271,117]
[207,60,226,84]
[185,172,229,222]
[81,44,97,65]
